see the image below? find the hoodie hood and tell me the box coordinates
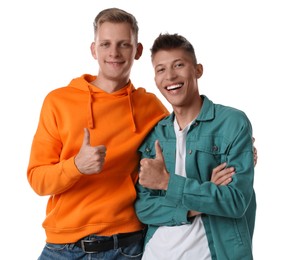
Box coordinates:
[68,74,137,131]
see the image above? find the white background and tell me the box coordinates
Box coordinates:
[1,0,283,259]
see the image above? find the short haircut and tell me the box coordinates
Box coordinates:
[151,33,197,64]
[93,8,139,43]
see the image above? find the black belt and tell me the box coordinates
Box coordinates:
[75,230,144,253]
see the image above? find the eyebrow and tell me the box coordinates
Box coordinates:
[155,58,184,67]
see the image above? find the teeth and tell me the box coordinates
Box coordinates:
[166,84,182,90]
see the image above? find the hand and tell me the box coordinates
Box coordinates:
[74,128,106,175]
[139,140,169,190]
[252,137,258,166]
[211,162,235,185]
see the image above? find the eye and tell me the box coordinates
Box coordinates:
[100,42,110,48]
[174,62,184,68]
[120,42,131,48]
[156,67,165,74]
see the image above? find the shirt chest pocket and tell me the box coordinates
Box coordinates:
[195,136,230,160]
[194,136,230,180]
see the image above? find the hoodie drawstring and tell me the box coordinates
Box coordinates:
[127,87,137,132]
[87,85,95,129]
[86,81,137,132]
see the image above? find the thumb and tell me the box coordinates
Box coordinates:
[155,140,164,161]
[82,128,91,146]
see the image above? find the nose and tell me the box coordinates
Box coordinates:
[109,45,120,57]
[165,68,177,81]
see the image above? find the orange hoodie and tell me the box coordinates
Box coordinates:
[27,74,169,243]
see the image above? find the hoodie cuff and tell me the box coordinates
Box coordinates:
[62,156,82,179]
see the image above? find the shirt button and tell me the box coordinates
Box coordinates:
[212,145,219,151]
[188,149,192,154]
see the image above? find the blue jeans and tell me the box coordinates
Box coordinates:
[38,234,143,260]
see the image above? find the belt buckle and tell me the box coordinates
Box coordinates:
[81,238,98,253]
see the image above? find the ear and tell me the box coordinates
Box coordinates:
[195,63,203,79]
[134,43,143,60]
[90,42,97,59]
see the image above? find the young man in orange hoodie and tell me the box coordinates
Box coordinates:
[27,8,242,260]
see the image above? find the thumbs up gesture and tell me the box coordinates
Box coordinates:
[74,128,107,175]
[139,140,169,190]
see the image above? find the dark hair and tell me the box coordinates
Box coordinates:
[151,33,197,64]
[93,8,139,43]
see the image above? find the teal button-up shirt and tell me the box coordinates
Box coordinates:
[135,95,256,260]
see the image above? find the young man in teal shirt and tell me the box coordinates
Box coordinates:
[135,33,256,260]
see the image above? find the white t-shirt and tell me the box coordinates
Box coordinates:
[142,118,211,260]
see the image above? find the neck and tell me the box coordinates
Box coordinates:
[173,98,203,130]
[91,76,130,93]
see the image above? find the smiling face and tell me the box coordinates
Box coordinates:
[152,48,203,110]
[91,22,143,89]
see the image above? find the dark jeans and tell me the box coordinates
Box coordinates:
[38,233,144,260]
